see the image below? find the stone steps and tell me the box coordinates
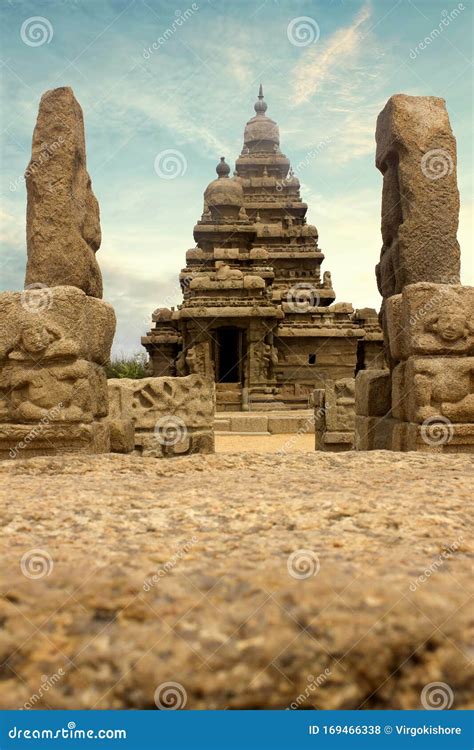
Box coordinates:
[214,410,315,435]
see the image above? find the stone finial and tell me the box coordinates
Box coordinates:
[25,87,103,298]
[216,156,230,178]
[254,84,268,115]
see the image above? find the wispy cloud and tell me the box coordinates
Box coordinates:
[291,3,373,106]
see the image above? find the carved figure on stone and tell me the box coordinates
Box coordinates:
[175,348,187,376]
[7,317,79,363]
[425,306,473,343]
[186,342,214,378]
[323,271,333,289]
[215,263,243,280]
[0,317,93,423]
[412,358,474,423]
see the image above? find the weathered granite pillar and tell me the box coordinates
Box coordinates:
[355,94,472,453]
[0,87,120,458]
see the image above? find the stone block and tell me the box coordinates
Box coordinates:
[312,389,325,409]
[214,418,231,432]
[324,431,353,444]
[384,294,403,361]
[355,415,396,451]
[392,357,474,424]
[325,378,355,431]
[0,287,115,367]
[230,415,268,433]
[1,420,110,460]
[396,283,474,358]
[213,248,240,260]
[391,363,407,421]
[107,375,215,457]
[0,289,115,457]
[267,414,315,434]
[108,375,215,431]
[355,369,392,417]
[139,429,214,458]
[375,95,460,298]
[319,431,354,452]
[395,421,474,454]
[109,418,135,454]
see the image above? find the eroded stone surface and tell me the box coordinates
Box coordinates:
[108,375,215,457]
[357,96,469,453]
[0,452,471,710]
[25,87,103,298]
[375,95,460,297]
[315,379,355,451]
[0,288,115,458]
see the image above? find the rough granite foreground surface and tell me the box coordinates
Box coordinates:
[0,451,472,710]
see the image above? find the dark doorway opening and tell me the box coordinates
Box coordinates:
[216,327,243,383]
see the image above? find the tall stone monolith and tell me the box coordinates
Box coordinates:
[25,87,103,297]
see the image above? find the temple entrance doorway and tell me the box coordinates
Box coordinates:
[215,327,244,384]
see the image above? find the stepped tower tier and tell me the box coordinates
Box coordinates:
[142,87,384,410]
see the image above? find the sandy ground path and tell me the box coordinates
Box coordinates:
[0,451,472,710]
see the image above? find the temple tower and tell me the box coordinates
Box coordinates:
[143,87,384,411]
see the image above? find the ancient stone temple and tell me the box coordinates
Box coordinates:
[143,87,384,411]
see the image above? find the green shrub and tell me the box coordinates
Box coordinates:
[106,352,149,379]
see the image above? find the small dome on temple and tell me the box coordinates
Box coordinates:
[204,159,244,213]
[152,307,173,321]
[216,156,231,178]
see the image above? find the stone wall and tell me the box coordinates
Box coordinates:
[108,375,215,457]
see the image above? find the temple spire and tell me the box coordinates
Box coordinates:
[254,83,267,115]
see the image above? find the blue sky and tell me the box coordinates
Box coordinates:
[1,0,472,355]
